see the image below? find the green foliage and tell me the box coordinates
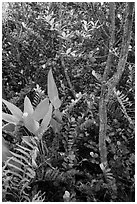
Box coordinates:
[2,2,134,202]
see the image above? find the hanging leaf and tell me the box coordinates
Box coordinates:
[23,113,39,134]
[33,98,49,121]
[39,103,53,135]
[2,123,15,133]
[24,96,34,115]
[2,112,19,124]
[2,99,22,120]
[48,69,61,109]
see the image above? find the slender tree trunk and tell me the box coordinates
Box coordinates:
[99,2,134,167]
[99,2,115,167]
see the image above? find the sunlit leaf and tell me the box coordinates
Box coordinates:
[39,103,53,135]
[33,98,49,121]
[23,114,39,134]
[2,112,19,124]
[48,69,61,109]
[2,122,15,132]
[24,96,34,115]
[2,99,22,120]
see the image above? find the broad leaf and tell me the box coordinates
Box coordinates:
[23,114,39,134]
[39,103,53,135]
[2,123,15,133]
[48,69,61,109]
[50,118,62,134]
[33,98,49,121]
[24,96,34,115]
[2,99,22,120]
[2,137,12,162]
[53,109,63,122]
[2,112,19,124]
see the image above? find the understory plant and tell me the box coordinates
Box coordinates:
[2,69,62,201]
[2,2,135,202]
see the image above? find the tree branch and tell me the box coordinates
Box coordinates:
[107,2,134,92]
[103,2,115,81]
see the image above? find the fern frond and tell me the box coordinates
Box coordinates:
[44,168,60,181]
[9,151,30,164]
[16,143,32,152]
[116,89,132,107]
[22,137,36,149]
[2,136,38,201]
[114,89,133,124]
[32,190,45,202]
[32,84,45,109]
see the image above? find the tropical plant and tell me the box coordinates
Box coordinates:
[2,2,135,202]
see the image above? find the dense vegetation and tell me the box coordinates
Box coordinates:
[2,2,135,202]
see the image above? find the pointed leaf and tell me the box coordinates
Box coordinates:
[33,98,49,121]
[2,123,15,133]
[2,112,19,124]
[2,99,22,120]
[39,103,53,134]
[24,96,34,115]
[48,69,61,109]
[23,114,39,134]
[52,96,62,109]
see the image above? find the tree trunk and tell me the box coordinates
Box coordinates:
[99,2,134,168]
